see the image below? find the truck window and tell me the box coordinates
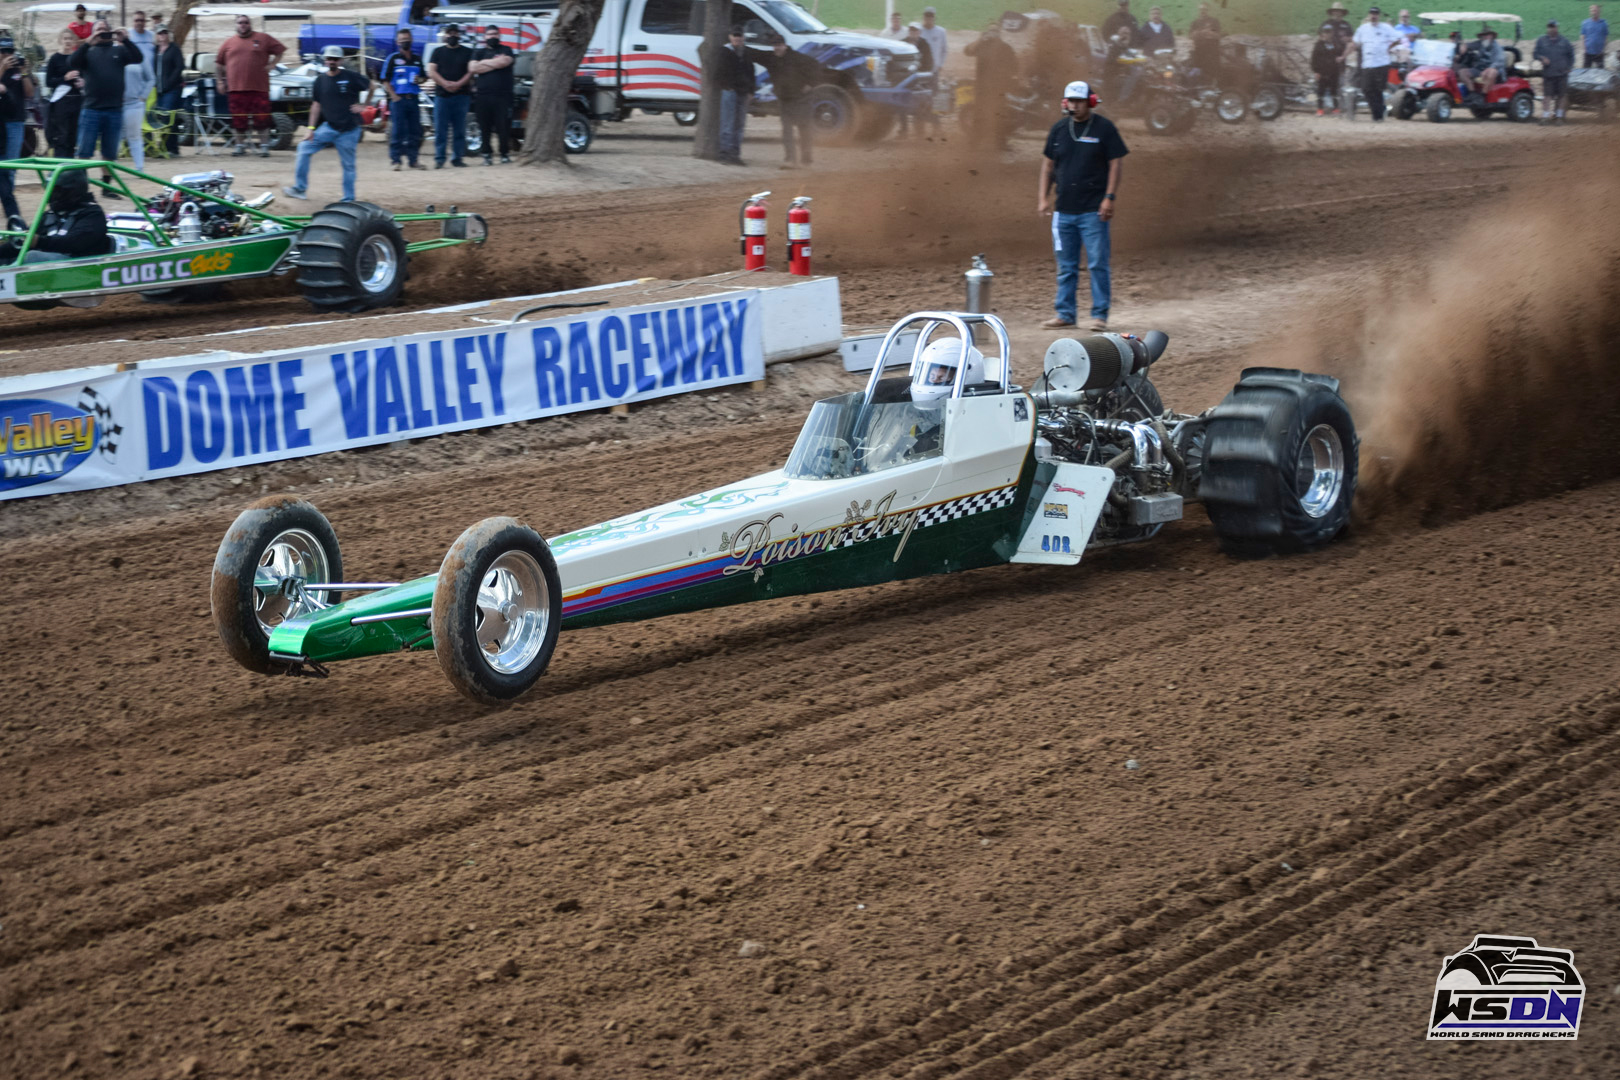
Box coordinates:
[642,0,695,34]
[687,2,767,37]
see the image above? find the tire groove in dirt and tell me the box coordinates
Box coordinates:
[0,581,1174,998]
[757,693,1620,1080]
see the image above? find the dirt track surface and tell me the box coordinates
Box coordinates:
[4,126,1620,1079]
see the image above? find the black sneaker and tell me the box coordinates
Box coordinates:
[450,159,467,168]
[500,154,512,164]
[483,155,494,166]
[435,161,445,169]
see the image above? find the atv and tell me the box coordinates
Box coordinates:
[1389,15,1537,122]
[212,312,1360,704]
[0,158,486,312]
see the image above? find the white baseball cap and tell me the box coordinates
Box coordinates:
[321,44,344,58]
[1063,80,1095,100]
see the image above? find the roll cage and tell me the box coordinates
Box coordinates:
[859,311,1015,405]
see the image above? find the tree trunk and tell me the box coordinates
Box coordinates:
[519,0,606,166]
[691,0,731,160]
[168,0,198,53]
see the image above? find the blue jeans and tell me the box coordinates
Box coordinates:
[293,123,362,201]
[390,93,422,164]
[0,120,23,220]
[433,92,468,164]
[1052,211,1111,321]
[77,106,123,162]
[156,88,184,155]
[720,90,749,158]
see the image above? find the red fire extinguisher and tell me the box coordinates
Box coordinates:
[787,196,812,276]
[740,191,770,271]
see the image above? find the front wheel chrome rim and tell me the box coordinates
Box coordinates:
[474,551,550,674]
[1295,424,1346,519]
[253,528,333,635]
[357,235,398,294]
[564,120,588,150]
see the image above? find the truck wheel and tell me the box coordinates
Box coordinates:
[564,105,593,153]
[1215,90,1248,123]
[432,517,563,705]
[1198,369,1359,558]
[271,111,298,151]
[1507,91,1535,122]
[212,495,343,674]
[807,84,859,145]
[1425,93,1451,122]
[673,110,698,126]
[295,201,409,313]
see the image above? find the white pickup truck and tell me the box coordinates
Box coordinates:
[420,0,931,143]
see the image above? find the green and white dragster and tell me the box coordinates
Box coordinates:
[1,159,486,312]
[212,312,1359,703]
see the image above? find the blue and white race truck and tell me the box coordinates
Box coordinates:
[300,0,931,143]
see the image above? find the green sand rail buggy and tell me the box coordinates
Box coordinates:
[1,158,486,312]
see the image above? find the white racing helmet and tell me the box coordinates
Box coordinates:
[911,337,985,404]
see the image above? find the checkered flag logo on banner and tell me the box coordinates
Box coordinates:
[913,485,1018,529]
[75,385,121,462]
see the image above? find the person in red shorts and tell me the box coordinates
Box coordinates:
[214,12,285,156]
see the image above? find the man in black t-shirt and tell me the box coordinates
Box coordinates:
[470,29,514,164]
[283,46,369,202]
[427,24,472,168]
[1038,80,1128,331]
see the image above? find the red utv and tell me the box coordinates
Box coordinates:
[1390,13,1536,122]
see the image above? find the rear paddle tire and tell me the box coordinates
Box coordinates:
[212,495,344,674]
[294,200,408,313]
[1198,369,1359,558]
[432,517,563,705]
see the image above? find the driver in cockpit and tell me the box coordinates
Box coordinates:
[901,337,986,458]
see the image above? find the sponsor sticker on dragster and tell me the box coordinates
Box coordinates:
[1427,934,1584,1040]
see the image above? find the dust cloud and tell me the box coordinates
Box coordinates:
[1262,144,1620,526]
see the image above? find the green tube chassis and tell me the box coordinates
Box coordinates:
[0,158,485,306]
[230,312,1358,693]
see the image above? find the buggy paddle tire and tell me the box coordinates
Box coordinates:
[212,496,344,674]
[432,517,563,705]
[1199,368,1359,558]
[294,201,408,313]
[1426,94,1452,122]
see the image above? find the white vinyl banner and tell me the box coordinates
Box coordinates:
[1,289,763,501]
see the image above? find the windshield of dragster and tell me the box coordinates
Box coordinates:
[784,390,947,480]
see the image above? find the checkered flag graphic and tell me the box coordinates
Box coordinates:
[75,385,121,461]
[913,485,1018,529]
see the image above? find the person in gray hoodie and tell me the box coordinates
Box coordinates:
[119,33,154,171]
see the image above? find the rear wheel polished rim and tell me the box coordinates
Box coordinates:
[564,118,589,150]
[357,235,397,293]
[1295,424,1346,519]
[474,550,550,674]
[253,528,332,634]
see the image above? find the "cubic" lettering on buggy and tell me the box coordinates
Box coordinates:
[100,250,235,288]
